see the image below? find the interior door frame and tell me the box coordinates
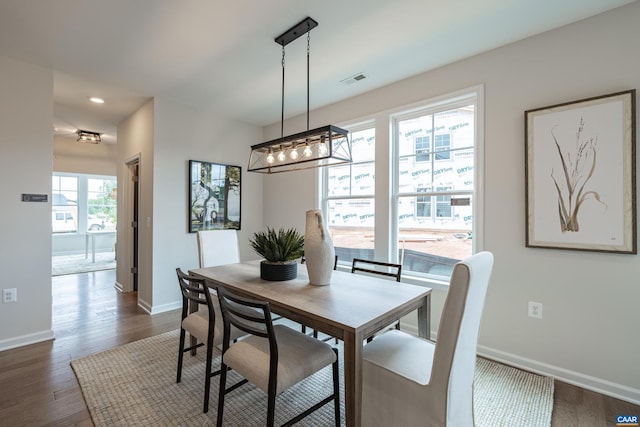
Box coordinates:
[117,153,141,293]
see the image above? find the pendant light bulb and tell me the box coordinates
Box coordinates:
[290,147,299,160]
[266,151,275,164]
[303,144,313,157]
[277,149,286,162]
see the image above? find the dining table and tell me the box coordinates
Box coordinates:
[190,260,431,427]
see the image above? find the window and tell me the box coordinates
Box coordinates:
[320,87,481,283]
[87,177,117,230]
[395,98,476,279]
[52,173,117,234]
[52,175,78,233]
[323,124,375,264]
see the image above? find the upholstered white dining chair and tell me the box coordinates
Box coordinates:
[197,229,240,268]
[361,251,494,427]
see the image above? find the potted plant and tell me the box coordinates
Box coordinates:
[249,227,304,281]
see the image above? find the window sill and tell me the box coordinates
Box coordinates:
[402,274,449,291]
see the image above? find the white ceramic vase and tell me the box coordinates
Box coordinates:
[304,209,335,286]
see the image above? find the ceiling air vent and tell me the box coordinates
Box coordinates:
[340,73,367,86]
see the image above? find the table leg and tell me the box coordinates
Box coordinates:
[85,233,89,259]
[91,233,96,263]
[417,294,431,339]
[342,330,364,427]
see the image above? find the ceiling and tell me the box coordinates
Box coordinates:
[0,0,635,144]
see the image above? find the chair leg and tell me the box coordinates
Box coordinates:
[176,328,186,383]
[332,348,341,426]
[216,363,229,427]
[267,390,277,427]
[203,341,214,413]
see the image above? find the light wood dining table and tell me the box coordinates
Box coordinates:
[190,260,431,427]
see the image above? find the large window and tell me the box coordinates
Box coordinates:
[52,173,117,234]
[323,124,375,264]
[321,88,481,283]
[395,98,476,279]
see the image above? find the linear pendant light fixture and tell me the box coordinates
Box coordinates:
[248,17,352,173]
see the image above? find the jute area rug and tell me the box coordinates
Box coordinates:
[71,330,553,426]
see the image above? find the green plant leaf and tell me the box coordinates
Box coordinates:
[249,227,304,262]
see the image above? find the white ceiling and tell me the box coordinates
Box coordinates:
[0,0,635,144]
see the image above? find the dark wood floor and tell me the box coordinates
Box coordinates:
[0,269,637,426]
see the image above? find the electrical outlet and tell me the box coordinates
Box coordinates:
[2,288,17,303]
[528,301,542,319]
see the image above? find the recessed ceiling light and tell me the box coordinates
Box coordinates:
[90,97,105,104]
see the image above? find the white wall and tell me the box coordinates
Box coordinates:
[117,97,263,314]
[150,98,264,312]
[0,56,54,350]
[53,135,117,176]
[116,99,155,306]
[263,3,640,403]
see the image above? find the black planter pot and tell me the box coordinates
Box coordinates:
[260,260,298,281]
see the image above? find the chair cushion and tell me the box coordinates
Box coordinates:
[363,329,435,385]
[223,324,337,395]
[182,301,243,347]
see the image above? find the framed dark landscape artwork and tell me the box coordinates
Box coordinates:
[189,160,241,233]
[525,90,636,254]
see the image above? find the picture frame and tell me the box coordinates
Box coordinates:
[525,90,636,254]
[188,160,241,233]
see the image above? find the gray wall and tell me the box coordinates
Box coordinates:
[116,97,264,313]
[0,56,54,349]
[262,3,640,403]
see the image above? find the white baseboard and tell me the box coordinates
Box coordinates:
[0,329,55,352]
[137,298,181,315]
[400,324,639,405]
[477,344,640,406]
[114,281,124,292]
[137,298,152,314]
[149,300,181,315]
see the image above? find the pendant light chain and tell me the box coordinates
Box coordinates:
[281,45,286,138]
[306,29,310,131]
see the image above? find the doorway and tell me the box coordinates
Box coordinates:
[51,173,117,276]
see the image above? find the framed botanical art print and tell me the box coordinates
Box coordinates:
[188,160,241,233]
[525,90,636,253]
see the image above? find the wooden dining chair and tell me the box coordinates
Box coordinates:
[175,268,244,413]
[216,286,341,427]
[361,252,494,426]
[352,258,402,341]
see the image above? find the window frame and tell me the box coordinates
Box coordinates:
[320,85,484,288]
[391,89,483,285]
